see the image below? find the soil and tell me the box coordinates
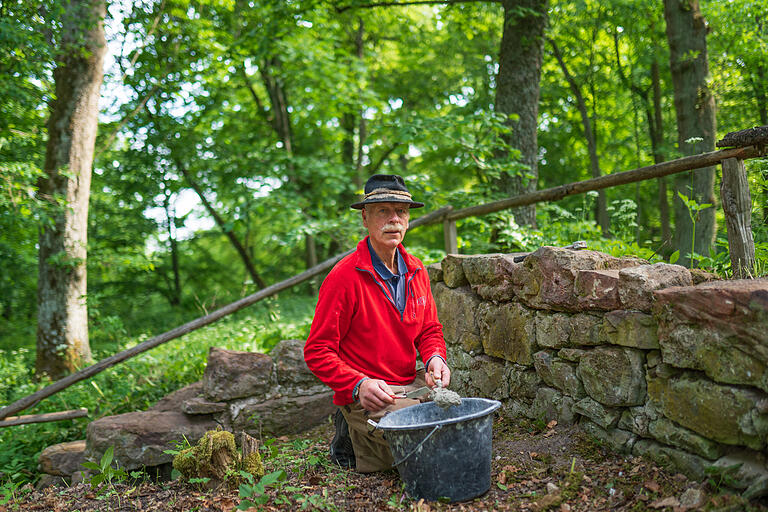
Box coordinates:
[6,416,767,512]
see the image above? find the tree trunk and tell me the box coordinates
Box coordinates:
[754,64,768,126]
[493,0,548,227]
[163,193,182,306]
[663,0,717,267]
[549,38,610,234]
[36,0,106,379]
[650,55,672,244]
[177,164,267,290]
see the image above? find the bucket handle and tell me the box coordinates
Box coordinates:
[391,424,442,468]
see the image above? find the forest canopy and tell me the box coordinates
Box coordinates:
[1,0,767,358]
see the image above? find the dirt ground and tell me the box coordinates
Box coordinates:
[6,415,767,512]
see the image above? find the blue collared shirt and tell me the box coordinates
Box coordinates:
[367,239,407,314]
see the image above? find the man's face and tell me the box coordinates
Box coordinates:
[362,202,410,252]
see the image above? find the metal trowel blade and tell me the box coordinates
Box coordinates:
[405,386,430,399]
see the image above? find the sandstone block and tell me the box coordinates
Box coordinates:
[501,398,535,420]
[655,279,768,392]
[580,419,635,453]
[465,355,509,400]
[535,312,571,348]
[512,246,643,311]
[427,262,443,283]
[479,301,536,365]
[632,439,708,480]
[658,322,768,391]
[506,364,542,400]
[646,371,768,450]
[713,449,768,499]
[602,310,659,349]
[433,284,483,352]
[441,254,469,288]
[568,313,603,346]
[86,411,218,470]
[462,253,519,302]
[578,347,646,406]
[231,392,335,436]
[617,403,661,437]
[533,351,585,399]
[558,348,588,362]
[573,397,621,429]
[574,269,621,311]
[446,344,475,371]
[618,263,692,311]
[38,440,86,477]
[150,381,203,412]
[181,397,228,415]
[532,387,577,425]
[203,347,274,402]
[648,417,722,460]
[270,339,319,390]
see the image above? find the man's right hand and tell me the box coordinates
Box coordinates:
[358,378,396,412]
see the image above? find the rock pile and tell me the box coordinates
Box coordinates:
[38,340,333,486]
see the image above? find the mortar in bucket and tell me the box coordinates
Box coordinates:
[371,397,501,502]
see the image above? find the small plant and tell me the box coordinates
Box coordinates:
[705,463,741,493]
[675,191,712,268]
[81,446,128,487]
[237,469,286,509]
[0,478,31,506]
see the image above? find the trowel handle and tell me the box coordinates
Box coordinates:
[367,419,379,430]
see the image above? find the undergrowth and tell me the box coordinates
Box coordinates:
[0,293,316,489]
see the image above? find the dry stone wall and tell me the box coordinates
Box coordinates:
[432,247,768,498]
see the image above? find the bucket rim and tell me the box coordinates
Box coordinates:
[376,397,501,431]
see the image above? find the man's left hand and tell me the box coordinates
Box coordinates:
[426,357,451,388]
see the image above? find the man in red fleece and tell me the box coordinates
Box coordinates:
[304,174,451,472]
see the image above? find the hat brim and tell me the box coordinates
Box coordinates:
[350,196,425,209]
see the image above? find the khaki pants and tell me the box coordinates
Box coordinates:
[339,369,429,473]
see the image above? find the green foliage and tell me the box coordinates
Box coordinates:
[237,469,286,509]
[81,446,128,488]
[0,294,315,488]
[677,191,713,268]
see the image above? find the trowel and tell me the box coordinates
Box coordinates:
[393,386,430,399]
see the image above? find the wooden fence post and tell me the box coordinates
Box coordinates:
[443,220,458,254]
[720,157,755,278]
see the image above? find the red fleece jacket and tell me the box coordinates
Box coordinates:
[304,237,447,406]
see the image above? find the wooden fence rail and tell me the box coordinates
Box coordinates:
[1,128,765,422]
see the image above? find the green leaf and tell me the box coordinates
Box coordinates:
[81,461,101,471]
[259,469,286,487]
[100,446,114,470]
[670,250,680,264]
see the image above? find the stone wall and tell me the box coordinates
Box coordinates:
[432,247,768,498]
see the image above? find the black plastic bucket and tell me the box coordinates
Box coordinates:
[374,397,501,502]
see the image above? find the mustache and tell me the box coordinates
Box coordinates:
[381,223,404,232]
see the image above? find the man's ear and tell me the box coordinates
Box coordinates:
[361,207,368,228]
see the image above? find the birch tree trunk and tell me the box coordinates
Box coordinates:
[494,0,549,227]
[663,0,717,267]
[36,0,106,378]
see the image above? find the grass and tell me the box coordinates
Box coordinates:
[0,292,316,489]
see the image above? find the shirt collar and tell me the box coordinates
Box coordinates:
[367,238,407,279]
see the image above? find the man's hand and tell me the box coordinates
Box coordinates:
[358,378,396,412]
[426,357,451,388]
